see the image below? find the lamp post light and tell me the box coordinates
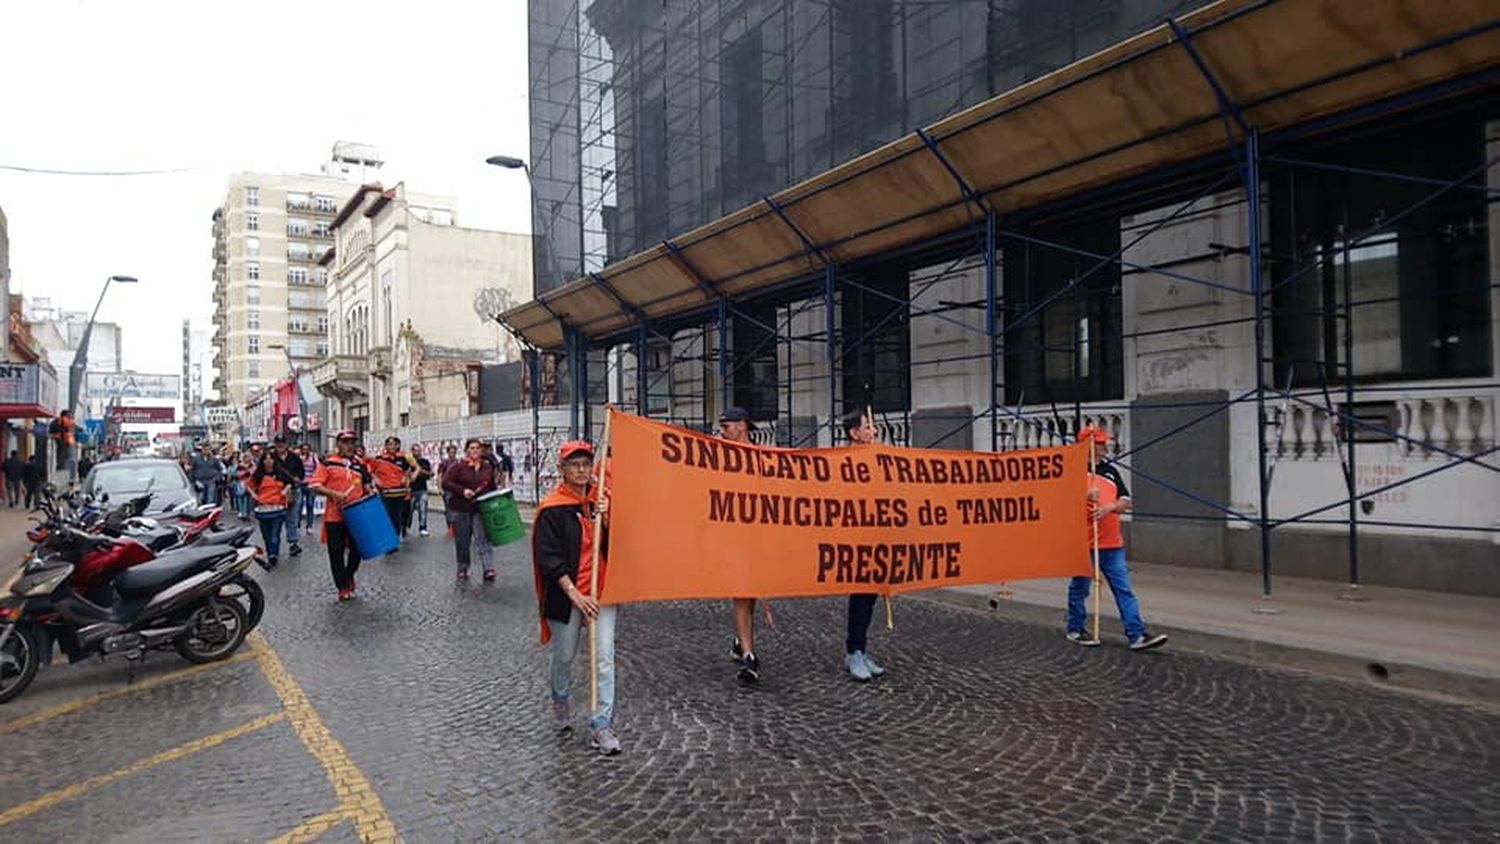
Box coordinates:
[484,154,570,292]
[68,274,137,417]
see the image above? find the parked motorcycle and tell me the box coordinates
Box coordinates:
[0,534,258,703]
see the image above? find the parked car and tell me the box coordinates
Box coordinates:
[81,459,196,514]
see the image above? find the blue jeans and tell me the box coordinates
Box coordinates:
[1067,547,1147,639]
[256,510,286,559]
[196,481,219,506]
[302,486,317,526]
[412,491,429,532]
[547,605,617,730]
[284,487,301,544]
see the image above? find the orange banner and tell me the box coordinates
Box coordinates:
[602,410,1091,604]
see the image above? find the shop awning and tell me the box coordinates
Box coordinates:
[498,0,1500,351]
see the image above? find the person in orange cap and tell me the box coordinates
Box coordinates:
[532,439,620,755]
[1066,425,1167,650]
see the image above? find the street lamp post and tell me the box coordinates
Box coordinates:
[484,155,571,292]
[68,275,138,417]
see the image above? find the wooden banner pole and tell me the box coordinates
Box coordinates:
[867,404,895,630]
[1089,438,1101,643]
[589,405,614,713]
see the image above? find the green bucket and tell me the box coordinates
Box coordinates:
[475,489,526,546]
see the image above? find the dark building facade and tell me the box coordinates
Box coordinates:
[527,0,1217,293]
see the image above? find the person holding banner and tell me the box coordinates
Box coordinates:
[531,439,621,756]
[1066,426,1168,650]
[720,407,765,685]
[308,430,372,601]
[842,409,888,682]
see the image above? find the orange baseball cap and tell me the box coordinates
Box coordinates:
[559,440,595,461]
[1076,425,1112,443]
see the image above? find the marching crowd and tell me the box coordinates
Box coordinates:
[182,408,1165,760]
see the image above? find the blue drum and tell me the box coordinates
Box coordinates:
[342,494,399,559]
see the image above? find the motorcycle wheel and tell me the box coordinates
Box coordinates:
[174,598,249,664]
[218,575,264,630]
[0,624,40,704]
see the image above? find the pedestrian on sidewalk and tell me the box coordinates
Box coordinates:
[437,444,460,533]
[841,409,889,682]
[21,454,43,510]
[371,437,415,550]
[4,450,24,508]
[720,406,765,684]
[1066,425,1168,651]
[496,443,515,488]
[76,452,95,481]
[532,439,620,756]
[409,453,432,537]
[271,435,305,558]
[308,431,372,601]
[249,452,292,569]
[442,439,497,583]
[189,443,223,506]
[298,443,320,534]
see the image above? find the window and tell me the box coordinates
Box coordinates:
[314,268,329,285]
[733,303,781,420]
[1003,214,1124,403]
[720,28,767,208]
[245,186,259,206]
[315,342,329,358]
[316,315,328,334]
[288,218,309,237]
[289,267,309,285]
[247,310,260,330]
[288,243,312,261]
[246,262,260,281]
[289,339,314,357]
[248,361,260,379]
[1270,111,1490,384]
[289,316,309,333]
[246,213,259,232]
[247,285,261,305]
[312,221,331,237]
[245,237,260,257]
[842,268,911,413]
[248,336,260,354]
[314,195,336,212]
[287,192,311,210]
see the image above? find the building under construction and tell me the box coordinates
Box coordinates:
[494,0,1499,596]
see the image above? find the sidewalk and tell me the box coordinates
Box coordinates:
[928,560,1500,705]
[0,506,37,569]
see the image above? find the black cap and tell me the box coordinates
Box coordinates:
[719,406,756,430]
[272,434,287,444]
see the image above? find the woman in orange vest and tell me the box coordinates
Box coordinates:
[248,451,294,570]
[308,431,372,601]
[370,436,415,549]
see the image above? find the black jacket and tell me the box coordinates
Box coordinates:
[533,502,609,624]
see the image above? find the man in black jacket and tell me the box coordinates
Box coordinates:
[531,439,619,756]
[270,435,305,557]
[3,450,24,507]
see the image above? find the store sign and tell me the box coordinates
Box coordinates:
[204,406,240,425]
[86,372,181,400]
[107,406,176,424]
[0,363,59,416]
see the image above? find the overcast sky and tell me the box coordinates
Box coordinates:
[0,0,532,386]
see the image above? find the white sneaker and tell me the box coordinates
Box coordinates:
[419,529,429,537]
[845,651,873,682]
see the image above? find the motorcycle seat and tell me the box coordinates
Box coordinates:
[113,545,234,596]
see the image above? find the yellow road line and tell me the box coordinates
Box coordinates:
[0,711,285,828]
[0,650,257,737]
[249,633,399,843]
[268,807,352,844]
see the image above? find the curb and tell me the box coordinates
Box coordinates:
[916,587,1500,710]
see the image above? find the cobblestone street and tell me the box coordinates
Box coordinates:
[2,528,1497,841]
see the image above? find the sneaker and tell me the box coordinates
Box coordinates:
[255,555,272,573]
[457,570,469,584]
[483,570,496,583]
[863,652,886,677]
[337,587,353,601]
[736,652,761,684]
[590,726,622,756]
[730,637,745,662]
[1067,630,1101,647]
[289,544,302,557]
[845,651,873,682]
[1129,632,1169,651]
[553,699,572,732]
[419,529,429,537]
[267,555,279,569]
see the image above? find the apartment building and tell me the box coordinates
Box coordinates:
[210,151,371,411]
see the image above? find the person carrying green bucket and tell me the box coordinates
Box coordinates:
[441,438,501,583]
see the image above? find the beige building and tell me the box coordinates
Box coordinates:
[210,154,370,412]
[314,183,531,434]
